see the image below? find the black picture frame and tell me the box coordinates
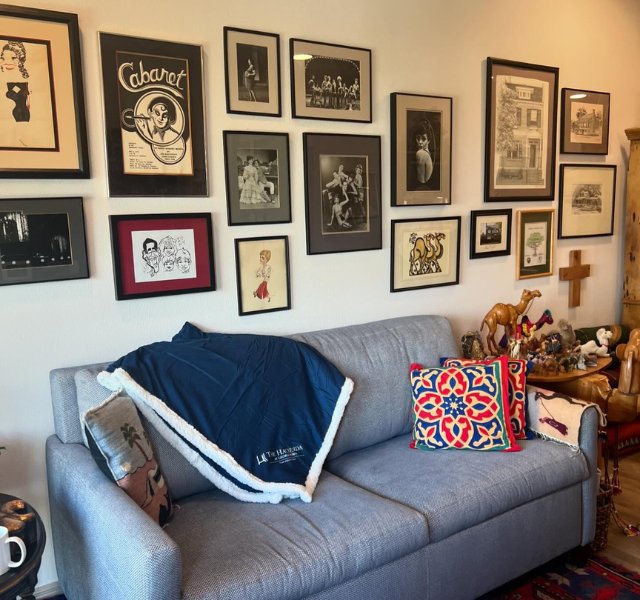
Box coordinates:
[484,57,559,202]
[469,209,512,259]
[0,5,89,178]
[560,88,610,155]
[516,208,554,280]
[223,131,291,225]
[223,27,281,117]
[0,197,88,285]
[99,32,208,197]
[303,133,381,255]
[290,38,371,123]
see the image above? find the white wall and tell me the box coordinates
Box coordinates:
[1,0,639,590]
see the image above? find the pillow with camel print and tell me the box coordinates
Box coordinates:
[82,392,174,526]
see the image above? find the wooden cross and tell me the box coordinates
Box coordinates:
[559,250,591,308]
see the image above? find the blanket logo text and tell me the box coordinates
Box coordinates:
[256,445,304,466]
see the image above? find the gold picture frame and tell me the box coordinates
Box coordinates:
[516,208,554,279]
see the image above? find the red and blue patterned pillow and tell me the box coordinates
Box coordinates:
[409,356,520,452]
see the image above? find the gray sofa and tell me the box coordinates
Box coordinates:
[46,315,600,600]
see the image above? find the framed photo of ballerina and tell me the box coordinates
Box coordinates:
[0,5,89,178]
[224,27,281,117]
[223,131,291,225]
[234,235,290,316]
[391,93,452,206]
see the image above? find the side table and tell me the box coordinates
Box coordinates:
[0,494,46,600]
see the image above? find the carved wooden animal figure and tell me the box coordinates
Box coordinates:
[616,328,640,394]
[480,289,541,355]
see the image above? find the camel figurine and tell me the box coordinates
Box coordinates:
[499,308,553,349]
[480,289,541,355]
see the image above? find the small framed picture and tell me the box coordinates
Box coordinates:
[485,57,559,202]
[223,131,291,225]
[303,133,381,255]
[390,93,452,206]
[223,27,281,117]
[109,213,215,300]
[390,217,461,292]
[0,6,89,178]
[470,209,512,259]
[0,197,88,286]
[290,38,371,123]
[560,88,610,155]
[234,236,290,316]
[516,208,554,280]
[558,164,616,239]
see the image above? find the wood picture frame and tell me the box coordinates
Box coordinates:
[469,208,512,259]
[516,208,554,280]
[484,57,559,202]
[0,5,89,178]
[560,88,610,155]
[109,213,215,300]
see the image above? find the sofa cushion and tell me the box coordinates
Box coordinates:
[326,434,589,543]
[164,471,429,600]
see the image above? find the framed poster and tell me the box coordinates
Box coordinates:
[223,27,281,117]
[290,38,371,123]
[0,197,88,286]
[390,92,452,206]
[99,32,207,197]
[234,235,290,316]
[469,209,512,259]
[223,130,291,225]
[516,208,554,280]
[560,88,610,155]
[0,5,89,178]
[558,164,616,239]
[485,57,558,202]
[303,133,381,255]
[391,216,461,292]
[109,213,215,300]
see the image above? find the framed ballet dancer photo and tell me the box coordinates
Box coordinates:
[99,32,208,197]
[0,5,89,178]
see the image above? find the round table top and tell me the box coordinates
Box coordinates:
[527,356,613,384]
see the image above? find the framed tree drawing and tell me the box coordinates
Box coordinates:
[469,209,512,259]
[0,5,89,178]
[560,88,610,155]
[516,208,554,280]
[223,27,281,117]
[485,57,558,202]
[99,32,208,197]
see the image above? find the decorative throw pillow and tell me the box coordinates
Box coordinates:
[82,392,174,526]
[442,357,528,439]
[409,357,520,451]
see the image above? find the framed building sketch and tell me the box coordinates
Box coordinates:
[99,32,207,197]
[390,216,461,292]
[558,164,616,239]
[224,27,280,117]
[290,38,371,123]
[234,235,290,316]
[0,5,89,178]
[303,133,381,255]
[0,197,88,286]
[469,209,512,259]
[485,57,559,202]
[109,213,215,300]
[390,93,452,206]
[223,131,290,225]
[516,208,554,280]
[560,88,610,155]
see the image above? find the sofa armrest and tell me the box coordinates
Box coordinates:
[46,435,182,600]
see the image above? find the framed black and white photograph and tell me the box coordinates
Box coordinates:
[223,27,281,117]
[485,57,559,202]
[234,235,290,316]
[303,133,381,255]
[560,88,610,155]
[516,208,554,280]
[470,209,512,259]
[99,32,207,197]
[223,131,290,225]
[558,164,616,239]
[0,197,88,286]
[391,217,461,292]
[0,5,89,178]
[290,38,371,123]
[391,93,452,206]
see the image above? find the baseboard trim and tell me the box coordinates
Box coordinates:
[35,580,63,598]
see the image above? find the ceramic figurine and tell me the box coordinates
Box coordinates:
[579,327,612,357]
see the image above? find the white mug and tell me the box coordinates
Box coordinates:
[0,525,26,575]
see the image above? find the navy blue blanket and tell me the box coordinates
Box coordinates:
[98,322,353,503]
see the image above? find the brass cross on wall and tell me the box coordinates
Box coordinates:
[559,250,591,308]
